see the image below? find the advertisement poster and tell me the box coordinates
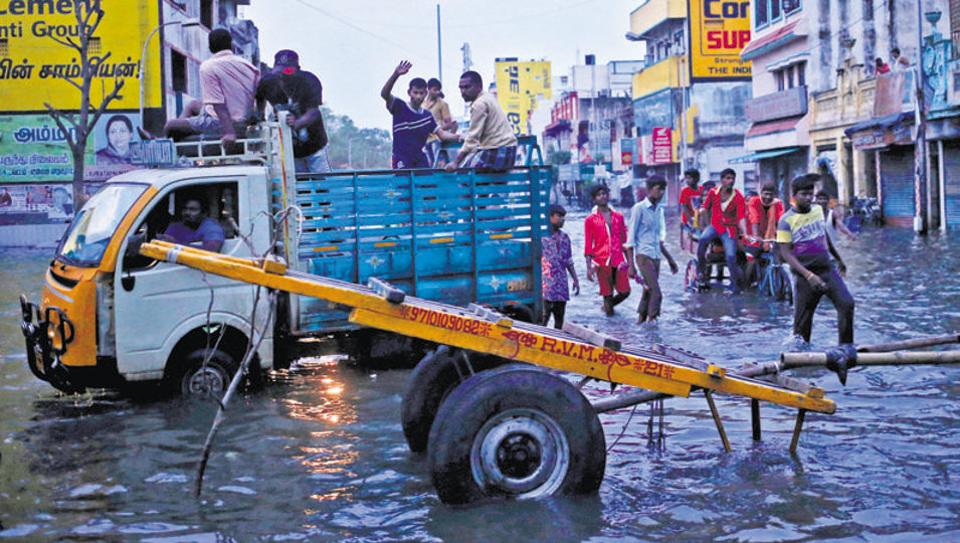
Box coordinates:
[495,59,552,135]
[0,113,142,183]
[651,127,673,165]
[0,183,102,225]
[620,137,635,167]
[687,0,752,82]
[0,0,162,113]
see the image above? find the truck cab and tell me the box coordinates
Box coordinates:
[21,116,551,396]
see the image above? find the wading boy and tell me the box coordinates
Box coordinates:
[541,205,580,329]
[626,176,679,323]
[584,184,630,316]
[777,174,855,345]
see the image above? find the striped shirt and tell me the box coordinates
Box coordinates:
[387,96,437,167]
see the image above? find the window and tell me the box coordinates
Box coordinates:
[125,182,239,269]
[756,0,768,28]
[773,62,806,92]
[171,50,187,93]
[200,0,214,29]
[756,0,801,28]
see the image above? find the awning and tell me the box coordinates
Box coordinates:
[740,20,803,61]
[729,147,801,164]
[745,115,804,138]
[844,111,914,136]
[544,119,571,136]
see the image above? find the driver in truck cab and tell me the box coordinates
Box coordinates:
[159,197,225,253]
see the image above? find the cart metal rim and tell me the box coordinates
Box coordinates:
[470,408,570,498]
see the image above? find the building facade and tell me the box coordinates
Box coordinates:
[0,0,258,247]
[542,57,637,168]
[740,0,958,232]
[627,0,754,205]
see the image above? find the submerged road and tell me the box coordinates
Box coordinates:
[2,212,959,541]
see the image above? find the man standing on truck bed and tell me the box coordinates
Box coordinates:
[424,78,457,167]
[145,29,259,145]
[160,197,225,253]
[257,50,331,173]
[444,71,518,173]
[382,61,461,170]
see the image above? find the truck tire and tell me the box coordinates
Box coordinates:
[427,365,605,505]
[401,347,505,453]
[175,348,239,398]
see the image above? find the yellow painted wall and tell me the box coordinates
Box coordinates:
[629,0,687,36]
[632,56,689,99]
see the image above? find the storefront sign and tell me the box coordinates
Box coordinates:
[850,123,914,150]
[746,86,807,123]
[620,137,636,166]
[651,127,673,164]
[0,0,162,113]
[687,0,752,82]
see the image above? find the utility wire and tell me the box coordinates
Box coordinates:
[289,0,431,61]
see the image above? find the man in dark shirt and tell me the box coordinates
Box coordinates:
[381,60,460,169]
[159,197,225,253]
[257,49,330,172]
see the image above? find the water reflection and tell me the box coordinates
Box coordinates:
[2,222,960,540]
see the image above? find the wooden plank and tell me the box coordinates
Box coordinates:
[562,322,621,351]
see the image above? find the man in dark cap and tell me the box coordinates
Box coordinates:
[257,49,330,172]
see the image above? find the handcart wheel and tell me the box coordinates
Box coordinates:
[401,347,504,453]
[428,365,605,505]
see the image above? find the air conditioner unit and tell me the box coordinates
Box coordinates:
[947,61,960,106]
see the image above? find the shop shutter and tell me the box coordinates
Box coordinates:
[943,142,960,229]
[879,148,915,227]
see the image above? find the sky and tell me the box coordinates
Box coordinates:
[241,0,641,130]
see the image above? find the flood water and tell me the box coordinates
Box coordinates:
[2,212,960,542]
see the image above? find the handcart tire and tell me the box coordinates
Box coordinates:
[427,364,605,505]
[401,347,505,453]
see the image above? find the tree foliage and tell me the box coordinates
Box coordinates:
[321,107,392,170]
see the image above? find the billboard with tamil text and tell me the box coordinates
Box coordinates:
[0,113,141,182]
[687,0,752,82]
[0,0,163,113]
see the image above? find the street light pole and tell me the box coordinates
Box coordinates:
[139,19,200,128]
[436,3,442,82]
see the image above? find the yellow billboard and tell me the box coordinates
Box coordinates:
[687,0,752,82]
[495,59,552,135]
[0,0,162,113]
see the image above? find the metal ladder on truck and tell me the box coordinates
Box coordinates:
[138,240,855,504]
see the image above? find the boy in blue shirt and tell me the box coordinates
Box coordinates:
[381,61,461,169]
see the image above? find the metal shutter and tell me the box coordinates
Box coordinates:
[880,148,915,227]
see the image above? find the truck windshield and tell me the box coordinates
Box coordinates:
[57,184,147,267]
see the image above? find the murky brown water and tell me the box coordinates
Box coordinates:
[2,213,960,542]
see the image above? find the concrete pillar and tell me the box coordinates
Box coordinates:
[852,147,866,198]
[940,140,948,233]
[837,134,850,205]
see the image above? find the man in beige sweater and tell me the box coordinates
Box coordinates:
[445,70,518,173]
